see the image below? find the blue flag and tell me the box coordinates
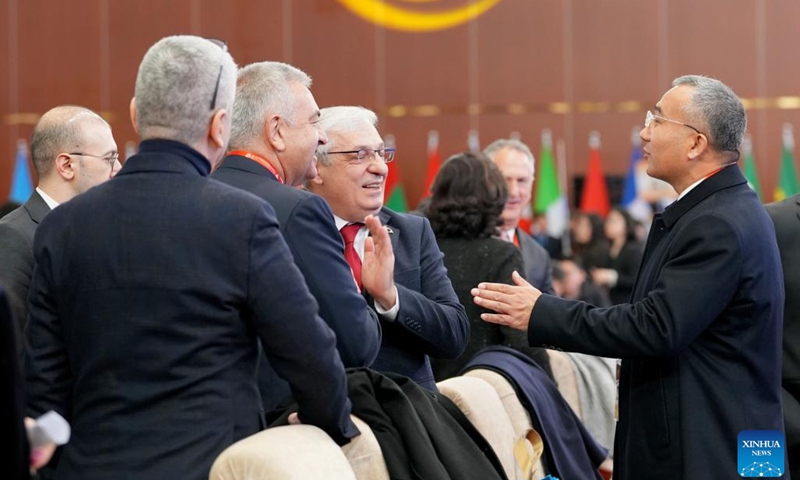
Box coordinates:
[9,140,33,203]
[621,142,642,207]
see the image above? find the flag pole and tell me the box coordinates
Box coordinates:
[556,137,571,256]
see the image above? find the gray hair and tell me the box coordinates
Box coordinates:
[316,106,378,166]
[134,35,236,145]
[483,138,535,176]
[30,105,109,178]
[229,62,312,150]
[672,75,746,155]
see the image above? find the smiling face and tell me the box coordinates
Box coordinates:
[310,124,387,222]
[278,82,327,186]
[492,147,533,230]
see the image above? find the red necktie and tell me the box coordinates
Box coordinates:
[340,223,364,290]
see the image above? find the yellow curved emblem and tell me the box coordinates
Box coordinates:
[337,0,503,32]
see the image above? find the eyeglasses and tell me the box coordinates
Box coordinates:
[645,110,703,135]
[207,38,228,111]
[326,148,396,163]
[68,152,120,178]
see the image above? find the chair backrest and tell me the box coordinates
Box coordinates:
[437,375,519,479]
[547,350,582,418]
[209,424,357,480]
[463,369,547,480]
[340,415,390,480]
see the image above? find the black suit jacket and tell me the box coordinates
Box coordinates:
[529,166,786,479]
[517,229,555,294]
[767,193,800,476]
[25,140,357,480]
[212,154,382,410]
[368,208,469,391]
[0,190,50,338]
[0,287,29,480]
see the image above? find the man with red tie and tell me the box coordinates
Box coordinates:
[306,105,469,391]
[211,62,386,412]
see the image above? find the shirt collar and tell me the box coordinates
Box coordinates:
[36,187,60,210]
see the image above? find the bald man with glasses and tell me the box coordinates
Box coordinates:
[0,105,118,339]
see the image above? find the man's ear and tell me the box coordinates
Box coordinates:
[129,98,139,136]
[209,108,227,149]
[265,115,286,153]
[687,133,709,161]
[308,171,324,187]
[54,154,76,181]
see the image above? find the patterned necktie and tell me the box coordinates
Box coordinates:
[340,223,364,290]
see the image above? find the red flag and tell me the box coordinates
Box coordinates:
[420,131,441,202]
[580,131,610,217]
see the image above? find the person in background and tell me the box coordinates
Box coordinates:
[426,152,552,381]
[0,106,118,339]
[766,193,800,478]
[484,139,555,294]
[591,207,645,305]
[570,211,610,272]
[552,257,611,308]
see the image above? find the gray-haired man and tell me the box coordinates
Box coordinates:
[25,36,357,480]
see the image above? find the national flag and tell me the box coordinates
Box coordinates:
[420,131,441,202]
[534,130,569,238]
[382,134,407,212]
[579,131,610,217]
[775,123,799,202]
[9,139,33,203]
[741,134,761,199]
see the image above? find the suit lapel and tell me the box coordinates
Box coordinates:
[379,208,400,252]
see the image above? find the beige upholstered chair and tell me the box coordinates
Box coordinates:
[437,376,518,479]
[547,350,582,417]
[340,415,390,480]
[464,369,547,480]
[209,424,357,480]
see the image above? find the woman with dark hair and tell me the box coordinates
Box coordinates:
[427,152,544,381]
[570,211,610,271]
[592,206,645,305]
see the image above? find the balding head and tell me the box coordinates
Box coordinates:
[31,106,110,179]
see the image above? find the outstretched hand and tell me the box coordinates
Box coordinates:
[361,214,396,310]
[471,271,541,331]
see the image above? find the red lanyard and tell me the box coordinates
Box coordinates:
[228,150,284,184]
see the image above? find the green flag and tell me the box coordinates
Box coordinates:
[534,130,569,237]
[741,135,761,199]
[775,124,799,202]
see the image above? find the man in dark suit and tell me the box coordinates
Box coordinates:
[0,106,118,338]
[484,138,555,294]
[306,106,468,392]
[211,61,383,412]
[767,193,800,477]
[473,76,786,479]
[25,36,357,480]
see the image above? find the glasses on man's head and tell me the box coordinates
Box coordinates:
[68,152,120,178]
[326,148,396,164]
[207,38,228,111]
[645,110,703,135]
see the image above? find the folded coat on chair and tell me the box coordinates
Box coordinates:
[464,346,607,480]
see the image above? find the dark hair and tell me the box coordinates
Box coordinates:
[608,206,638,243]
[427,152,507,239]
